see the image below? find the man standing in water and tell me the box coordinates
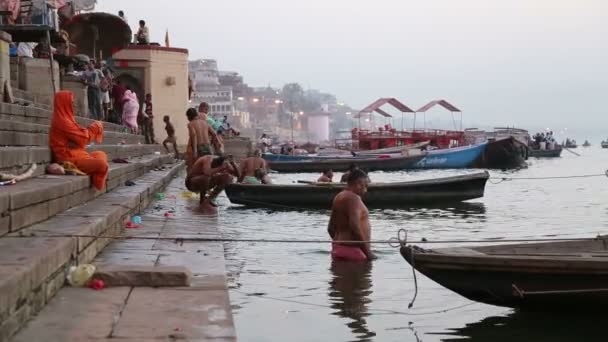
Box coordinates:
[328,169,374,262]
[239,149,270,184]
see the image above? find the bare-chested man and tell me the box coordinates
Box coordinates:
[199,102,224,155]
[328,169,374,262]
[317,169,333,183]
[238,149,270,184]
[185,154,239,214]
[187,102,220,159]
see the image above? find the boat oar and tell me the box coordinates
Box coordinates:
[564,148,581,157]
[296,180,337,186]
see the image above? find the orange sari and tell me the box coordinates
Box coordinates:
[49,91,109,190]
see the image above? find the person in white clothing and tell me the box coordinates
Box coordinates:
[17,42,36,58]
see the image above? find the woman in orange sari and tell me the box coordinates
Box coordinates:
[49,91,109,191]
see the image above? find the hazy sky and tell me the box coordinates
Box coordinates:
[98,0,608,137]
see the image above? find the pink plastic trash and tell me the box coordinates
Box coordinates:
[88,279,105,290]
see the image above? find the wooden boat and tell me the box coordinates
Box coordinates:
[225,172,489,209]
[355,141,430,156]
[528,146,563,158]
[414,143,487,169]
[267,154,426,173]
[473,136,528,169]
[401,236,608,311]
[564,139,577,148]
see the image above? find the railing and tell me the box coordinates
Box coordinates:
[0,3,58,29]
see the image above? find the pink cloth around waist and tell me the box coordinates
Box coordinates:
[331,242,367,262]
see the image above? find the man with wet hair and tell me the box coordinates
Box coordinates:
[317,169,333,183]
[239,149,270,184]
[185,154,239,214]
[328,169,374,262]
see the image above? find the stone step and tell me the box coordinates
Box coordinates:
[0,161,184,341]
[0,120,144,146]
[0,145,168,177]
[10,174,237,342]
[0,153,177,236]
[0,102,127,133]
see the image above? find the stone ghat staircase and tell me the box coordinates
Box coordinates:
[0,96,185,341]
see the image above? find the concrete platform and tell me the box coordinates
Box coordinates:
[11,176,237,341]
[0,161,184,341]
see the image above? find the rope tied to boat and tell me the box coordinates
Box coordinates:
[396,228,419,308]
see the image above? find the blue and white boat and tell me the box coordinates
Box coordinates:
[414,143,487,169]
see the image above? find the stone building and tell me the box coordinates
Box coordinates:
[112,45,190,146]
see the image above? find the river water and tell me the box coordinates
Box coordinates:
[216,147,608,341]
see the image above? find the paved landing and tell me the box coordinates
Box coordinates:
[12,176,237,342]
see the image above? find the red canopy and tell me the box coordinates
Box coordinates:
[416,100,461,113]
[354,98,415,118]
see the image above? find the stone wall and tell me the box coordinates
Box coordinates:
[0,32,11,101]
[223,137,254,161]
[61,76,88,117]
[18,58,59,105]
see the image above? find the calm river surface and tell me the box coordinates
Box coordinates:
[216,147,608,341]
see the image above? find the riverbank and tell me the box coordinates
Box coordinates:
[12,175,236,341]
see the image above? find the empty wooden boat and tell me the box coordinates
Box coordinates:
[226,172,489,209]
[401,235,608,311]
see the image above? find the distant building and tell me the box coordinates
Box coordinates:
[306,111,331,143]
[189,59,251,129]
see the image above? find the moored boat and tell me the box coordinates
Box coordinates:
[529,146,563,158]
[401,235,608,311]
[267,153,425,173]
[226,171,489,209]
[414,143,487,169]
[473,136,528,169]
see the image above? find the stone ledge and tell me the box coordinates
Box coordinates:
[0,145,166,171]
[0,161,184,341]
[94,265,192,287]
[0,154,176,234]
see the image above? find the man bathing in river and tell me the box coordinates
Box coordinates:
[318,169,333,183]
[328,169,374,262]
[186,155,239,214]
[239,149,271,184]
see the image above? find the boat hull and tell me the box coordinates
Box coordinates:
[267,154,425,173]
[226,172,489,209]
[414,144,486,169]
[529,147,562,158]
[401,240,608,311]
[473,137,527,169]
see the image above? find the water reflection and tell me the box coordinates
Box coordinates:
[376,202,487,220]
[441,311,606,342]
[328,261,376,341]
